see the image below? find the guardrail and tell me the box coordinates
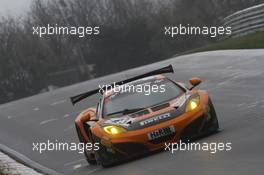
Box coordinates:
[223,3,264,38]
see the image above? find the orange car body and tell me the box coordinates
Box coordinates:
[72,65,219,166]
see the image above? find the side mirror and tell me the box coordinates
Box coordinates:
[189,77,202,90]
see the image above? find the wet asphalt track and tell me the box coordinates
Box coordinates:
[0,50,264,175]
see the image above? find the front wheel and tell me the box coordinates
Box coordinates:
[75,124,97,165]
[96,144,121,167]
[84,150,97,165]
[206,98,219,133]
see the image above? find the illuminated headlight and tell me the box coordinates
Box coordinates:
[186,96,200,112]
[103,125,127,135]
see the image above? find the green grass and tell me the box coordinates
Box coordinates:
[0,169,8,175]
[0,164,12,175]
[185,31,264,54]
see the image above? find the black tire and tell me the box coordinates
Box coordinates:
[101,161,114,168]
[206,98,219,133]
[101,157,120,167]
[84,150,97,165]
[96,144,120,167]
[75,124,97,165]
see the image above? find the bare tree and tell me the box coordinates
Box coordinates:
[1,0,264,104]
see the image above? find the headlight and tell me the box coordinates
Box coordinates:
[186,96,200,112]
[103,125,127,135]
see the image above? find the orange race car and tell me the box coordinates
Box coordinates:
[70,65,219,167]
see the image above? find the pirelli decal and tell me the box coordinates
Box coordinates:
[140,113,171,126]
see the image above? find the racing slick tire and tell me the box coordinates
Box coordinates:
[84,149,97,165]
[75,124,97,165]
[97,145,120,167]
[101,160,115,168]
[204,98,219,133]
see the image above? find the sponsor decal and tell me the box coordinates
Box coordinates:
[140,113,171,126]
[105,116,135,127]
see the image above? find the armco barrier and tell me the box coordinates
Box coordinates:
[223,3,264,38]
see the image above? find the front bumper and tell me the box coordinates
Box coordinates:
[96,106,208,160]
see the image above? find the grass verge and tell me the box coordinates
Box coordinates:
[0,162,16,175]
[184,31,264,54]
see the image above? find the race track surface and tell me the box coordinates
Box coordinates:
[0,50,264,175]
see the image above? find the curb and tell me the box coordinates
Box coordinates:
[0,144,62,175]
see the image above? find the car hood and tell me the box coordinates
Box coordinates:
[101,93,191,130]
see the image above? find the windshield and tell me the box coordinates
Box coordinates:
[102,78,184,118]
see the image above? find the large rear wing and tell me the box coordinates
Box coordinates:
[70,64,174,105]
